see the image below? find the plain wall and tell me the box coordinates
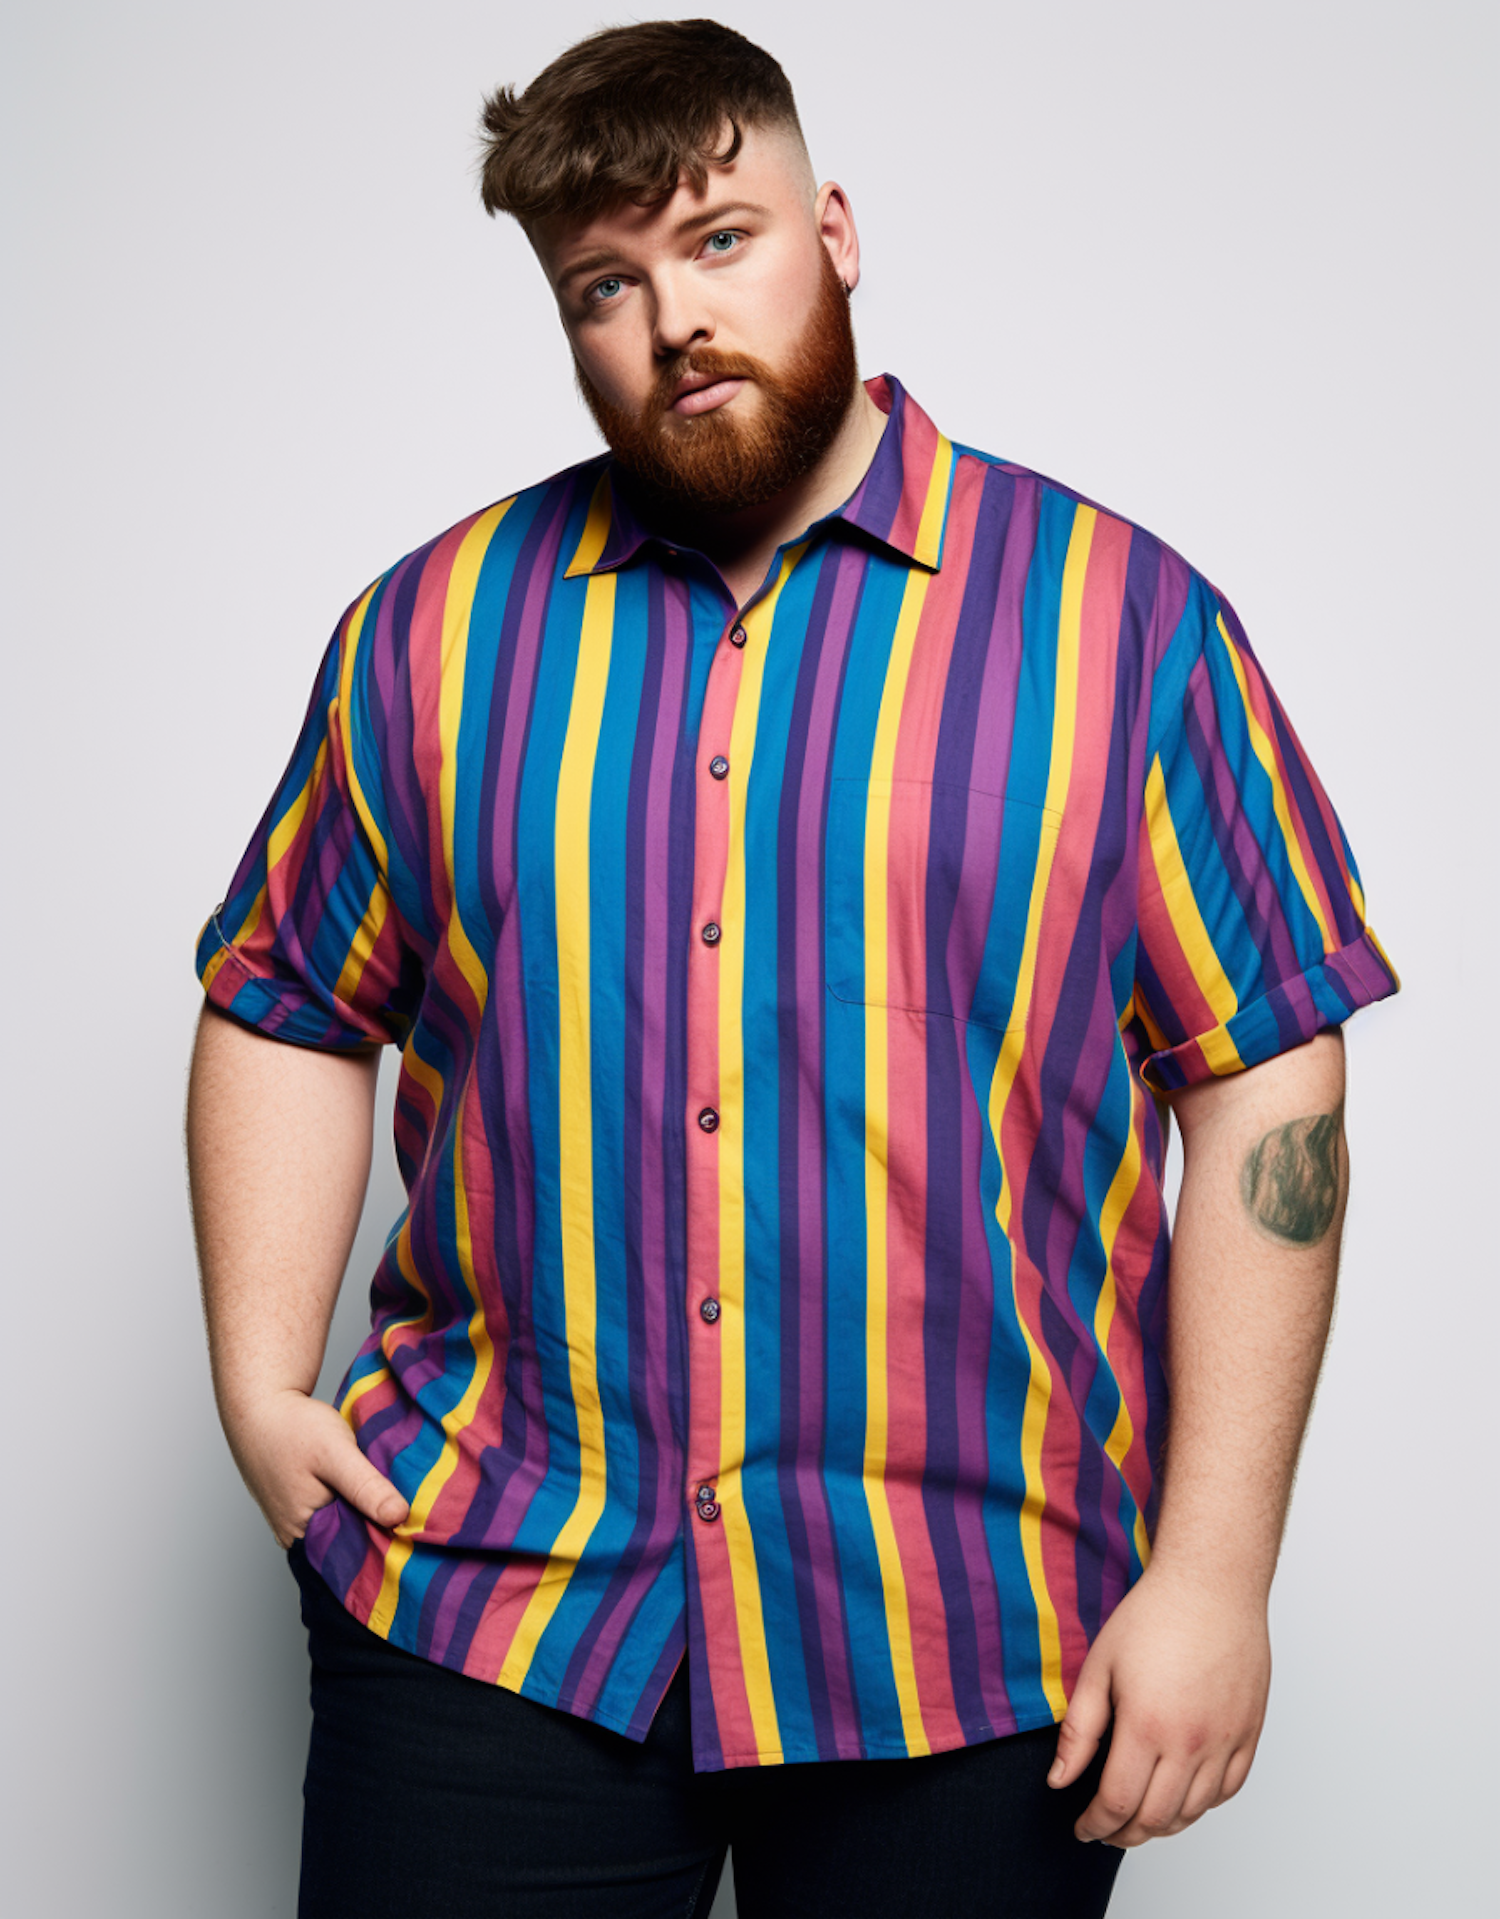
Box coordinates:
[2,2,1493,1912]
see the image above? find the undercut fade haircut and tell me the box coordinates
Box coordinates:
[477,18,805,227]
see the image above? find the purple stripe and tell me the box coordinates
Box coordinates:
[778,539,869,1756]
[1184,661,1306,994]
[195,373,1398,1771]
[559,568,698,1715]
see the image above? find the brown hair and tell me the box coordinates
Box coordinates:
[476,19,804,226]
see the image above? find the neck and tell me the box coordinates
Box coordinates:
[640,381,888,608]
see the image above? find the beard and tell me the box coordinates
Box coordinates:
[573,245,860,517]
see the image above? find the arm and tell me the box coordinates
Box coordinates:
[185,1001,410,1549]
[1048,1026,1348,1845]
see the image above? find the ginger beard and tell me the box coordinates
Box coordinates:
[573,244,859,516]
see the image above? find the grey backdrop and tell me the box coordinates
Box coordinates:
[3,2,1493,1913]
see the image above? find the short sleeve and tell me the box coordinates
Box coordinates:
[195,606,423,1051]
[1132,575,1400,1093]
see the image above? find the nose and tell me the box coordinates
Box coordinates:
[650,272,715,360]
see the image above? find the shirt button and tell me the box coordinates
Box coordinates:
[729,624,747,647]
[699,1297,721,1322]
[697,1107,719,1132]
[695,1482,716,1501]
[696,1499,721,1522]
[709,755,729,779]
[701,921,721,944]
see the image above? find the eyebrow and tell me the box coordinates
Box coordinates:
[556,201,774,291]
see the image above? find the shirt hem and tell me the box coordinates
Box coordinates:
[701,1706,1067,1772]
[1140,924,1399,1092]
[197,912,386,1052]
[297,1535,668,1745]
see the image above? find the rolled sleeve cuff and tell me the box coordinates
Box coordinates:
[1141,927,1401,1094]
[195,909,385,1052]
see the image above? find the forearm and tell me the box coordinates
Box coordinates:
[185,1002,379,1428]
[1051,1027,1351,1844]
[1150,1027,1348,1601]
[185,1003,407,1547]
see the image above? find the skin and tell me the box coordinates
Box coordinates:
[1049,1027,1347,1847]
[528,121,887,609]
[187,122,1354,1854]
[186,1014,407,1544]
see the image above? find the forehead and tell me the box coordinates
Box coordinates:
[531,122,813,284]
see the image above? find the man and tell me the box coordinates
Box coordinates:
[186,18,1400,1917]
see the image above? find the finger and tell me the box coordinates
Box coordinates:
[1171,1760,1227,1831]
[284,1484,337,1544]
[318,1427,410,1529]
[261,1477,332,1551]
[1049,1663,1113,1788]
[1216,1742,1257,1806]
[1108,1760,1199,1847]
[1075,1741,1159,1844]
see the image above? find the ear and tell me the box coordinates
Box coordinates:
[814,181,862,295]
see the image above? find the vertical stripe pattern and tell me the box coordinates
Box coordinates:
[197,375,1400,1769]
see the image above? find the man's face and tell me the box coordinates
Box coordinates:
[531,123,860,515]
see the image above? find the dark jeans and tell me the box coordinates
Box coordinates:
[289,1538,1124,1918]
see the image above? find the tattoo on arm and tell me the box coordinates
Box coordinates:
[1239,1099,1345,1246]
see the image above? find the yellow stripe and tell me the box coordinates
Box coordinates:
[336,583,389,870]
[1144,757,1243,1074]
[358,512,506,1632]
[368,1110,494,1632]
[717,551,806,1760]
[340,1219,431,1474]
[340,1364,393,1415]
[564,469,614,577]
[333,879,389,1008]
[1122,985,1170,1056]
[210,887,269,977]
[351,1216,435,1625]
[496,568,616,1682]
[845,427,957,1753]
[986,505,1094,1717]
[1364,922,1399,984]
[858,560,937,1756]
[1215,614,1333,952]
[400,1041,446,1119]
[912,434,954,569]
[438,504,513,1014]
[1092,1121,1152,1569]
[268,741,325,871]
[200,944,231,993]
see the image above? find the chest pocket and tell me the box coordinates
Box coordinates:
[823,776,1064,1034]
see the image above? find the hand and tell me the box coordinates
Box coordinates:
[1047,1563,1270,1847]
[224,1386,410,1550]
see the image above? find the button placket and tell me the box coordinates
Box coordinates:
[684,605,752,1523]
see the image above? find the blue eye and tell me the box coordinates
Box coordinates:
[704,230,739,254]
[590,276,624,304]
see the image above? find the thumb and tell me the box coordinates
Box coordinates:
[320,1420,410,1531]
[1048,1658,1112,1788]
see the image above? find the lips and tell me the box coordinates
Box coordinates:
[669,375,747,417]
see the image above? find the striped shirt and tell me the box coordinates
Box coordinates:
[197,373,1399,1772]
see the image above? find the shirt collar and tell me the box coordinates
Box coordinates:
[563,373,956,581]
